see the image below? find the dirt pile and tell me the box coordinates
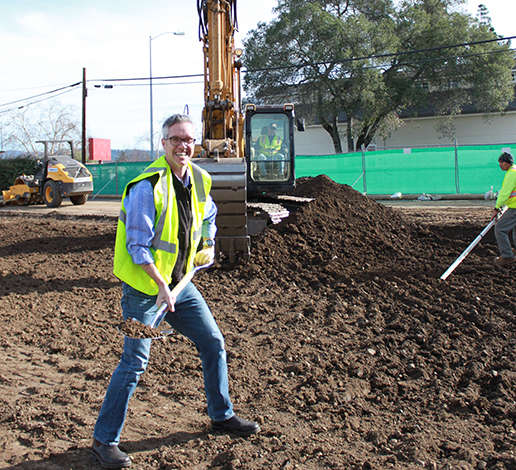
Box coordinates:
[0,176,514,469]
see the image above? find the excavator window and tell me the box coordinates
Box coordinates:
[248,114,291,183]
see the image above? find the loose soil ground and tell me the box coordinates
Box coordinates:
[0,176,514,470]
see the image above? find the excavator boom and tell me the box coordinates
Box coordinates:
[196,0,248,262]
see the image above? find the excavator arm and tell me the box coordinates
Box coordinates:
[196,0,249,262]
[195,0,299,262]
[198,0,245,158]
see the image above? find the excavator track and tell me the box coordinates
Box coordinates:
[247,194,314,235]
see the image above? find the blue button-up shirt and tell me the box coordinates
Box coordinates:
[124,171,217,265]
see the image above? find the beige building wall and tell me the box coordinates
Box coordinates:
[295,111,516,155]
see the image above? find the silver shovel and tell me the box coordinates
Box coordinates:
[122,260,213,339]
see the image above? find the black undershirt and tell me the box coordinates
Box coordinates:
[171,174,193,285]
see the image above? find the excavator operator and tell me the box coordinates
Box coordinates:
[257,123,282,155]
[255,123,284,177]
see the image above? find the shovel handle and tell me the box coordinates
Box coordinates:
[149,261,213,328]
[439,206,507,280]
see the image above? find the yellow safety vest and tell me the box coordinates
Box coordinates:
[257,135,282,157]
[113,156,212,295]
[496,166,516,209]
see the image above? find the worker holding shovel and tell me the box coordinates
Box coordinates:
[492,152,516,266]
[91,114,259,469]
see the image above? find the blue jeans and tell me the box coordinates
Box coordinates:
[93,282,234,445]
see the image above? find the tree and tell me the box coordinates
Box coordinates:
[476,4,494,32]
[243,0,514,152]
[3,102,81,156]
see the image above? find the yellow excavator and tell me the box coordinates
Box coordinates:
[195,0,301,262]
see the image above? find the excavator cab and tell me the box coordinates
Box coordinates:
[245,104,297,197]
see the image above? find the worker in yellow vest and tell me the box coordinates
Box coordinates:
[257,123,282,157]
[91,114,259,469]
[492,151,516,266]
[255,123,284,177]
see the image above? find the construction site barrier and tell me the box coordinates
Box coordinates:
[296,143,514,195]
[88,143,513,197]
[87,161,148,198]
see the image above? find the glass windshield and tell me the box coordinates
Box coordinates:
[248,113,290,183]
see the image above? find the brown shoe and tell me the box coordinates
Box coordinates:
[494,256,515,266]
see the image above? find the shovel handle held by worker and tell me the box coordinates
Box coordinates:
[149,260,214,328]
[439,206,507,281]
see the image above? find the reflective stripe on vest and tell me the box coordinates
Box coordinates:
[191,164,207,203]
[117,210,177,262]
[152,168,171,252]
[151,163,206,252]
[510,191,516,199]
[116,167,178,256]
[189,164,206,247]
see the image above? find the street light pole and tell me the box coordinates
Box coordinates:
[149,31,185,160]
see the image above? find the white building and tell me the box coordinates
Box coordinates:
[295,109,516,155]
[295,66,516,155]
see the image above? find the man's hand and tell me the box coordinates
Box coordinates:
[156,283,176,312]
[194,246,215,266]
[139,262,176,312]
[492,208,500,220]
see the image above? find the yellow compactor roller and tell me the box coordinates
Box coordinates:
[0,140,93,208]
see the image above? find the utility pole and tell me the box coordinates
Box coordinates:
[82,67,87,164]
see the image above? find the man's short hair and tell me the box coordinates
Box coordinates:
[498,152,514,165]
[162,114,193,139]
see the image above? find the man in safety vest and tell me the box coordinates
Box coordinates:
[492,151,516,266]
[256,123,284,176]
[91,114,259,469]
[257,123,282,157]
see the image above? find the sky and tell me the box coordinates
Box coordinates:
[0,0,515,151]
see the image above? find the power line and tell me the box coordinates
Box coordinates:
[1,82,79,93]
[0,82,81,109]
[89,35,515,83]
[92,80,204,87]
[242,35,516,74]
[89,73,204,82]
[354,47,516,74]
[0,87,79,115]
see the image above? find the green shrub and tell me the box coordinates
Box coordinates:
[0,157,39,190]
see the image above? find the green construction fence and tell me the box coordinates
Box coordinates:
[88,144,513,197]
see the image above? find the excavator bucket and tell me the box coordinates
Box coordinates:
[195,157,249,263]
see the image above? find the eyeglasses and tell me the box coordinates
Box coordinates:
[165,136,196,145]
